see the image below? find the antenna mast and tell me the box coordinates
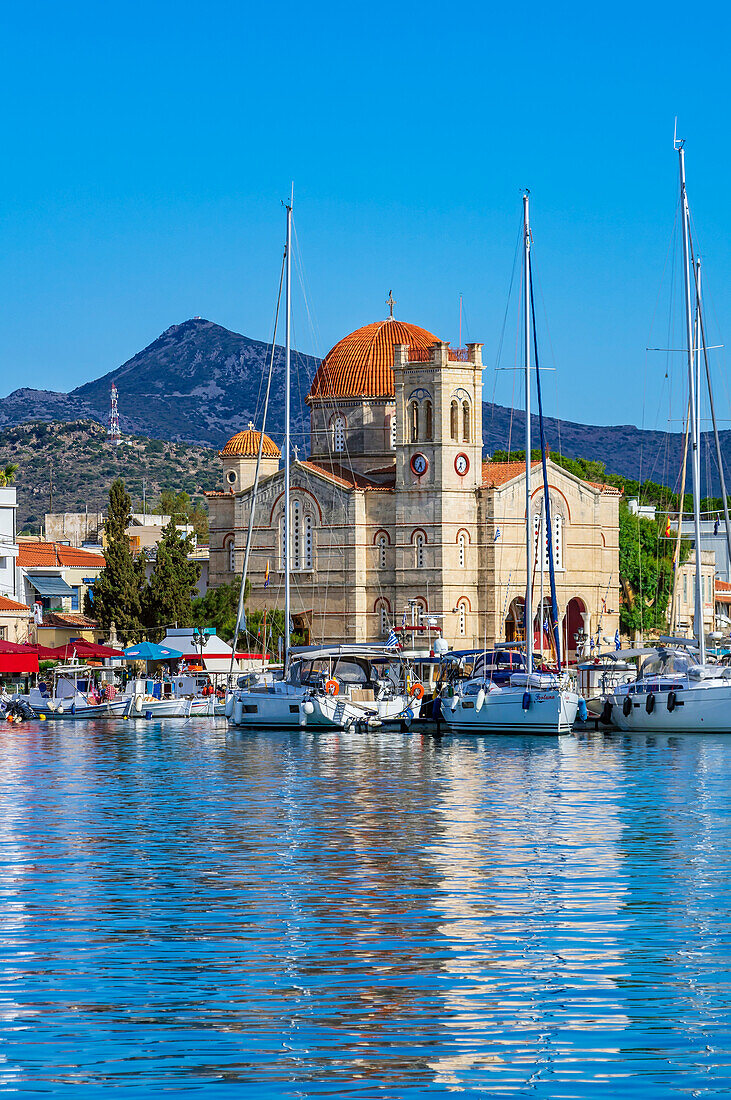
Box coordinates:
[108,384,121,447]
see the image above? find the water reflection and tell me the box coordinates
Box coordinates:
[0,720,728,1095]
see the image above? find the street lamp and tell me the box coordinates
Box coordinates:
[192,627,209,672]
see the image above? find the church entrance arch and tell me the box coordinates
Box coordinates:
[563,597,586,659]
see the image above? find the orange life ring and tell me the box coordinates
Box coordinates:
[325,679,339,696]
[410,682,425,700]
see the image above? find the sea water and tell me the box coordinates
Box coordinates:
[0,719,730,1097]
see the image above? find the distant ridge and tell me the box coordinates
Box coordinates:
[1,316,729,490]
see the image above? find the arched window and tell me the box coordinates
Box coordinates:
[304,512,313,570]
[378,535,387,569]
[389,415,396,450]
[409,401,419,443]
[380,605,389,635]
[226,537,235,573]
[450,400,459,441]
[291,499,301,570]
[279,514,286,570]
[332,416,345,453]
[553,514,563,570]
[533,508,564,570]
[415,534,425,569]
[458,601,467,637]
[462,400,471,442]
[424,400,433,441]
[458,532,466,568]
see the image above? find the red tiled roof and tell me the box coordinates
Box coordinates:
[0,595,31,613]
[40,612,98,628]
[219,428,280,458]
[298,460,395,491]
[482,461,541,488]
[307,318,439,401]
[587,481,623,496]
[715,580,731,604]
[18,542,105,568]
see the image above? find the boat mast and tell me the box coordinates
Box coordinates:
[523,191,533,676]
[284,190,293,669]
[678,142,705,662]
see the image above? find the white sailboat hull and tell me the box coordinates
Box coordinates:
[610,681,731,733]
[440,685,579,735]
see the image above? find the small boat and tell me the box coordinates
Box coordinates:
[28,664,127,719]
[228,644,416,730]
[120,675,221,718]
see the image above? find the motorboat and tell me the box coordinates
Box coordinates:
[28,664,128,719]
[120,675,221,718]
[577,651,639,722]
[228,644,417,730]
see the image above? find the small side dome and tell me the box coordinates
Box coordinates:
[219,424,281,458]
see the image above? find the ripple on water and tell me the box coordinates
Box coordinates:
[0,721,730,1095]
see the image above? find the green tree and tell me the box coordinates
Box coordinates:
[192,578,247,642]
[0,462,19,486]
[144,521,201,637]
[89,479,145,642]
[618,502,689,636]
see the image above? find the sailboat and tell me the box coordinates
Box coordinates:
[227,196,415,730]
[440,193,580,734]
[607,137,731,732]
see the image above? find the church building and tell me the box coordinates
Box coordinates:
[207,310,620,655]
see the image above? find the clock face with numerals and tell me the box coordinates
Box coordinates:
[455,452,470,476]
[410,452,428,477]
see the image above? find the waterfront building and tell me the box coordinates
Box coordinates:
[671,549,716,636]
[17,541,105,620]
[207,315,620,654]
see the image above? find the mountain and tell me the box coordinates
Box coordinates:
[0,420,221,533]
[1,316,728,491]
[0,319,319,450]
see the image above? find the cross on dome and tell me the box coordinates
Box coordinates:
[248,421,256,430]
[386,290,396,319]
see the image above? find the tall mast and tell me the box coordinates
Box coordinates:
[678,143,705,661]
[284,190,293,669]
[523,192,533,675]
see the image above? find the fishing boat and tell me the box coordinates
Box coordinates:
[607,138,731,732]
[440,193,579,735]
[229,644,416,729]
[28,664,128,719]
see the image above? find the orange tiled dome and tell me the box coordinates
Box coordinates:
[219,425,281,458]
[308,318,439,400]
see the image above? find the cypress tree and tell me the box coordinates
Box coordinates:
[91,479,144,642]
[145,520,201,637]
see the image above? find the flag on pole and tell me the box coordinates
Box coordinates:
[264,560,270,587]
[664,515,671,538]
[386,629,399,649]
[494,527,501,542]
[401,608,407,628]
[614,629,621,651]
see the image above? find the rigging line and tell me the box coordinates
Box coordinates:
[228,244,287,677]
[530,257,562,459]
[529,272,562,666]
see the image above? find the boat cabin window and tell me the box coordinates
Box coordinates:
[639,651,697,678]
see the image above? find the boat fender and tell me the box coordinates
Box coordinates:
[325,679,339,696]
[233,700,243,725]
[475,688,485,713]
[410,683,424,701]
[645,692,655,714]
[224,694,234,718]
[134,694,143,714]
[578,698,588,722]
[450,694,458,711]
[57,704,66,715]
[39,713,46,722]
[47,701,56,713]
[622,695,632,717]
[600,700,613,725]
[522,692,531,711]
[70,703,76,716]
[667,691,677,712]
[145,710,153,720]
[303,700,315,715]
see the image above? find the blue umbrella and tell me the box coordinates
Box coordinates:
[123,641,183,661]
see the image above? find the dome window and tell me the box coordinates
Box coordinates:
[226,470,237,485]
[332,416,346,453]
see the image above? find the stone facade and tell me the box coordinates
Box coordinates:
[208,318,621,656]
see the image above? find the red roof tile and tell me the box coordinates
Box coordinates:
[482,461,541,488]
[298,460,394,491]
[0,595,31,612]
[18,542,105,568]
[307,319,439,401]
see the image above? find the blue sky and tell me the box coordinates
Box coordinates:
[0,0,728,431]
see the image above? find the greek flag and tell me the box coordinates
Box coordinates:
[614,629,621,651]
[386,629,399,649]
[494,527,501,542]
